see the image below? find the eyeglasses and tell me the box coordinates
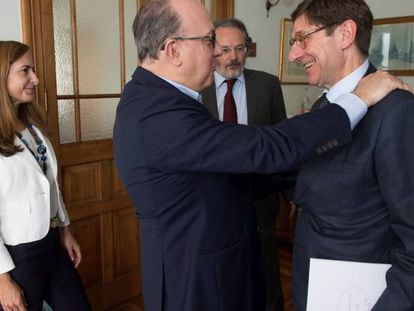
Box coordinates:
[220,45,248,55]
[289,26,326,49]
[161,32,216,50]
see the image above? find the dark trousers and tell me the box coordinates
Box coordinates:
[3,229,91,311]
[256,193,284,311]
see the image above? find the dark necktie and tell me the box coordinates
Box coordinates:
[223,79,237,123]
[311,93,330,111]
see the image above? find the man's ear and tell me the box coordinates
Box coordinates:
[163,40,182,66]
[338,19,357,50]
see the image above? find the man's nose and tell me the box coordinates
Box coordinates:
[288,43,302,63]
[228,48,238,59]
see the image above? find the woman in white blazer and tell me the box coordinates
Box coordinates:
[0,41,90,311]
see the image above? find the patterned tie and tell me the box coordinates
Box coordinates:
[223,79,238,123]
[311,93,330,111]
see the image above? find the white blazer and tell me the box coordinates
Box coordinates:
[0,126,69,273]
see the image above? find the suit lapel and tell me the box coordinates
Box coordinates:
[365,62,377,76]
[244,70,258,125]
[13,127,58,177]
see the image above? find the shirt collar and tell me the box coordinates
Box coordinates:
[159,76,203,103]
[214,71,245,89]
[326,59,369,102]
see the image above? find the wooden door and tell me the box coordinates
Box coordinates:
[203,0,234,21]
[21,0,143,309]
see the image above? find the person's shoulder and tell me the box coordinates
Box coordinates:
[200,81,215,96]
[245,68,277,79]
[244,68,281,84]
[378,89,413,107]
[370,89,414,117]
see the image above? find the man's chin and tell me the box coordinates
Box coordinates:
[223,70,242,79]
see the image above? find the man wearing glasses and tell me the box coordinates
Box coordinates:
[201,18,288,311]
[287,0,414,310]
[113,0,410,310]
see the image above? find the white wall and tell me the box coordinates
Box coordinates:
[0,0,22,41]
[235,0,414,116]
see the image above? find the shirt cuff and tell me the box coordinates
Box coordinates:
[332,93,367,129]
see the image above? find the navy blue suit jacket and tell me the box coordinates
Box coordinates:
[113,66,352,311]
[292,64,414,311]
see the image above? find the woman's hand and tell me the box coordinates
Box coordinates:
[60,226,82,268]
[0,273,27,311]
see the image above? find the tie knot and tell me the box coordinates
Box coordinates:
[226,79,237,91]
[311,93,330,111]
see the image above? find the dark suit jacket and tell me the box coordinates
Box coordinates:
[113,66,352,311]
[201,68,288,223]
[201,69,286,126]
[201,69,290,309]
[292,64,414,311]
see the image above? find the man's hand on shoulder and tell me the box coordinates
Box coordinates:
[354,71,412,107]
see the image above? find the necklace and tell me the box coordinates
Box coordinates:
[16,123,48,174]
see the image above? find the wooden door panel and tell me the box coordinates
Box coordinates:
[88,268,142,310]
[59,144,141,308]
[70,216,103,288]
[112,160,128,198]
[209,0,234,21]
[113,208,140,276]
[62,162,102,206]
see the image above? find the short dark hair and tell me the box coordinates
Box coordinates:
[132,0,181,61]
[291,0,373,56]
[213,18,251,45]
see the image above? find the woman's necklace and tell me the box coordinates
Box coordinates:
[16,123,48,174]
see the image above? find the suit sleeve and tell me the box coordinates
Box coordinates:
[372,97,414,310]
[271,76,287,124]
[248,170,298,201]
[271,76,296,201]
[137,94,352,174]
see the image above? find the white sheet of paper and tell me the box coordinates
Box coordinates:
[306,258,391,311]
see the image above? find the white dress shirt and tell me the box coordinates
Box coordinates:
[324,60,370,129]
[213,71,248,125]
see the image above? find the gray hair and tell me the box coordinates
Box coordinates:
[213,18,251,45]
[132,0,181,61]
